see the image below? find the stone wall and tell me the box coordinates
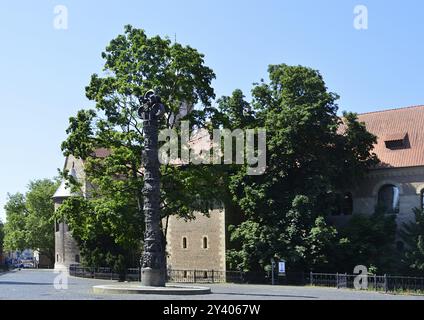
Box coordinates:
[329,166,424,230]
[165,209,226,271]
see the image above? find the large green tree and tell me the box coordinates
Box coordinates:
[3,179,58,263]
[333,210,397,274]
[0,220,4,261]
[400,208,424,274]
[57,25,223,268]
[3,193,27,252]
[219,64,379,272]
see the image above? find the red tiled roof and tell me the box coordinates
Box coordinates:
[357,105,424,168]
[91,148,112,158]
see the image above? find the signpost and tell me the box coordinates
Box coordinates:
[271,259,276,285]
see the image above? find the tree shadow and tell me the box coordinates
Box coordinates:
[0,281,51,286]
[212,291,318,299]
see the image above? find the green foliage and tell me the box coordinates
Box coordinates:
[0,220,4,256]
[227,195,337,272]
[401,208,424,273]
[3,179,58,262]
[59,25,221,268]
[223,64,379,272]
[56,196,141,268]
[3,193,28,252]
[334,211,397,274]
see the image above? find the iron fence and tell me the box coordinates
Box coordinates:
[68,264,424,293]
[310,272,424,293]
[69,265,141,281]
[69,265,272,284]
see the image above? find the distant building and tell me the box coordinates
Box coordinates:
[52,156,84,270]
[329,105,424,249]
[4,249,34,265]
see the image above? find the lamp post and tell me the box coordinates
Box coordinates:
[138,90,166,287]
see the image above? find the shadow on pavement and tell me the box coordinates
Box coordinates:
[212,291,318,299]
[0,281,51,286]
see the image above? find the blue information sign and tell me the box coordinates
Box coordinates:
[278,261,286,274]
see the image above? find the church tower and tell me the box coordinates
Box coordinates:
[52,157,82,270]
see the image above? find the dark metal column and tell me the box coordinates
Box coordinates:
[138,90,166,287]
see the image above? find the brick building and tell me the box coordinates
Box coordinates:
[329,105,424,250]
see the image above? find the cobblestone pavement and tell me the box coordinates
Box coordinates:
[1,269,423,300]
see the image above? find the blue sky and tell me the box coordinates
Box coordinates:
[1,0,424,221]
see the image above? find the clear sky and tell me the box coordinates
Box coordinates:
[1,0,424,221]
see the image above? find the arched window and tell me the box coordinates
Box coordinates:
[203,237,208,249]
[75,255,80,263]
[56,254,59,262]
[378,184,400,214]
[182,237,187,249]
[342,192,353,215]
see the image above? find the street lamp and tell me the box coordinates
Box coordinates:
[138,90,166,287]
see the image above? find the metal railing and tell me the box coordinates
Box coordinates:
[69,265,271,284]
[69,265,141,281]
[310,272,424,293]
[68,265,424,293]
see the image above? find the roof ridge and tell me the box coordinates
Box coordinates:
[358,104,424,116]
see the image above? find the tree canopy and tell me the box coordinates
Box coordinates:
[57,25,224,268]
[0,220,4,258]
[401,208,424,273]
[56,27,401,274]
[3,179,58,263]
[216,64,379,272]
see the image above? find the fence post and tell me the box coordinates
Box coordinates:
[194,270,197,283]
[310,271,313,286]
[212,270,214,283]
[384,274,388,293]
[336,273,339,289]
[374,274,377,291]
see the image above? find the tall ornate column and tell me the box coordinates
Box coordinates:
[138,90,166,287]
